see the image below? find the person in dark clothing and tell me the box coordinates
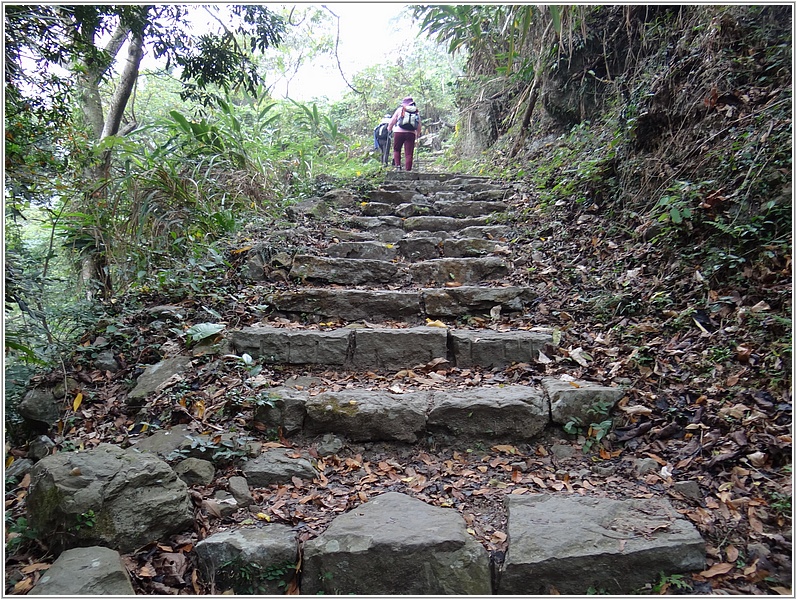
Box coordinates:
[373,114,392,165]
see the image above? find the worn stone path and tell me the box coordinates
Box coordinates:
[26,172,706,595]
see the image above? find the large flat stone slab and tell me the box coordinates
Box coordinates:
[428,386,548,439]
[499,494,706,594]
[230,326,351,365]
[302,492,491,595]
[265,289,423,322]
[442,237,504,257]
[326,241,397,261]
[29,546,135,595]
[367,188,420,204]
[349,326,448,369]
[450,329,552,368]
[409,257,508,285]
[423,286,535,317]
[397,237,442,261]
[230,326,554,371]
[305,390,429,443]
[432,199,508,217]
[289,256,398,285]
[460,225,511,238]
[264,287,539,322]
[346,215,404,231]
[403,215,489,232]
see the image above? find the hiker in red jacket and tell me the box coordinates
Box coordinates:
[388,97,422,171]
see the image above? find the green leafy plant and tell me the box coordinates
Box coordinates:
[563,399,615,453]
[184,322,226,345]
[5,514,38,554]
[766,490,792,519]
[216,558,295,594]
[652,571,691,593]
[74,509,96,532]
[167,434,252,465]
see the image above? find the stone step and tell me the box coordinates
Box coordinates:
[263,286,537,322]
[324,237,507,262]
[361,199,508,218]
[370,180,507,203]
[253,379,624,442]
[384,171,493,184]
[229,325,552,370]
[300,492,704,595]
[302,493,492,595]
[402,215,492,232]
[288,255,509,286]
[499,494,706,594]
[345,214,498,233]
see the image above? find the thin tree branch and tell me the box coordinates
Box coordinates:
[322,5,363,95]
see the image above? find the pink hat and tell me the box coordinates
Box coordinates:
[402,97,414,105]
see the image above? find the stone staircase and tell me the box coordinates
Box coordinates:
[25,172,707,596]
[211,171,706,594]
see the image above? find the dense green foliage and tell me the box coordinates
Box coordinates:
[3,4,463,395]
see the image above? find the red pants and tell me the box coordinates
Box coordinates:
[392,131,416,171]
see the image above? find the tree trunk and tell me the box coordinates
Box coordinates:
[75,21,145,300]
[510,20,553,158]
[100,30,144,140]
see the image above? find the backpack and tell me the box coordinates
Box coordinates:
[375,122,390,141]
[397,104,419,131]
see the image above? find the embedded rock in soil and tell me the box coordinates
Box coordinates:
[302,492,491,595]
[173,457,215,486]
[27,444,193,553]
[28,546,135,596]
[499,494,706,594]
[542,377,626,425]
[129,424,192,457]
[17,387,61,426]
[242,448,318,487]
[194,526,297,594]
[227,476,254,507]
[127,356,193,403]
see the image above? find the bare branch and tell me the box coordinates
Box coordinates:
[322,5,363,95]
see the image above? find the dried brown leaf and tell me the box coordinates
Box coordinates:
[699,562,735,577]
